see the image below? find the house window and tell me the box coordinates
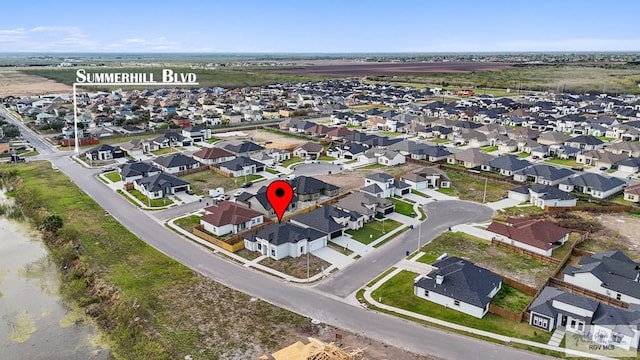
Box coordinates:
[257,243,262,250]
[577,322,584,332]
[424,291,429,297]
[300,246,304,253]
[616,293,622,300]
[271,249,275,257]
[453,300,460,306]
[612,332,623,343]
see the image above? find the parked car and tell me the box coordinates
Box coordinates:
[214,194,230,201]
[233,189,245,197]
[532,155,540,160]
[599,166,608,171]
[242,181,253,188]
[186,189,194,195]
[571,166,584,171]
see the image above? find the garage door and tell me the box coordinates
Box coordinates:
[173,186,188,192]
[330,230,342,239]
[384,208,394,214]
[308,238,326,252]
[401,188,410,195]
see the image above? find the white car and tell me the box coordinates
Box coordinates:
[233,189,245,197]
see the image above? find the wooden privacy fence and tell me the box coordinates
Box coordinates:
[192,225,245,253]
[545,205,631,213]
[174,165,210,177]
[501,276,538,296]
[488,303,524,322]
[490,239,561,265]
[547,278,629,309]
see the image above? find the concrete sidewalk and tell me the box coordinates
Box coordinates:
[450,224,495,241]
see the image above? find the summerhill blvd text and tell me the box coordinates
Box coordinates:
[75,69,197,84]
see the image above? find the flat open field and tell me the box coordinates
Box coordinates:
[316,162,422,192]
[244,129,308,151]
[262,61,512,76]
[0,69,73,97]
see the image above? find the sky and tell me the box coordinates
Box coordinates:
[2,0,640,53]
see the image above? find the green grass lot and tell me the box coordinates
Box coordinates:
[371,271,551,343]
[441,171,512,203]
[318,155,336,161]
[281,158,303,167]
[206,137,221,144]
[378,131,399,137]
[417,232,554,288]
[128,189,173,207]
[103,171,121,182]
[391,198,417,217]
[19,150,39,157]
[427,137,451,144]
[410,189,429,198]
[491,284,533,313]
[359,163,385,169]
[373,227,410,248]
[180,170,238,195]
[95,133,158,146]
[368,65,640,95]
[493,205,543,221]
[151,147,177,156]
[544,158,582,167]
[516,152,530,158]
[6,162,310,359]
[22,67,326,89]
[481,145,499,153]
[242,174,264,183]
[265,168,280,175]
[173,215,201,232]
[346,219,402,244]
[596,136,616,142]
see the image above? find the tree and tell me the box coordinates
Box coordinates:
[42,214,63,235]
[2,124,20,138]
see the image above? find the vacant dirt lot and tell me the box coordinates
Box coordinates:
[316,163,423,192]
[261,61,512,76]
[243,129,308,151]
[588,213,640,260]
[0,69,72,97]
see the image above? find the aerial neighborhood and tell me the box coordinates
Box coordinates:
[5,76,640,358]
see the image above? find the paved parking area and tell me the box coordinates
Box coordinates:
[312,247,353,269]
[331,235,371,255]
[173,191,202,204]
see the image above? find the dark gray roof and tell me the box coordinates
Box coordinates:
[119,162,161,178]
[415,256,502,308]
[618,157,640,167]
[361,184,384,194]
[244,222,325,246]
[565,251,640,299]
[515,164,574,181]
[291,206,346,235]
[560,173,626,192]
[483,154,531,171]
[135,173,189,193]
[366,173,394,182]
[529,184,577,201]
[509,185,530,194]
[567,135,604,146]
[288,176,338,195]
[153,153,200,168]
[222,141,265,154]
[219,156,264,171]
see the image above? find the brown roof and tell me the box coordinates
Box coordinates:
[486,217,570,250]
[192,147,235,160]
[201,201,262,226]
[624,183,640,196]
[296,142,323,152]
[325,127,353,137]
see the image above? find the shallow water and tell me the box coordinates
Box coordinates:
[0,212,111,359]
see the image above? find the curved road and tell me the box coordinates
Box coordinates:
[3,110,550,360]
[316,200,495,297]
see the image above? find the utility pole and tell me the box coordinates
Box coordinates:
[417,218,422,249]
[482,177,488,204]
[307,249,310,280]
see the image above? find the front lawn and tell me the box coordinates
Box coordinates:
[544,158,581,167]
[151,147,177,155]
[371,271,550,343]
[410,189,430,198]
[346,219,402,244]
[442,171,512,203]
[481,145,499,153]
[181,170,238,194]
[391,198,417,217]
[417,231,555,288]
[259,254,331,279]
[318,155,336,161]
[206,137,221,144]
[128,189,173,207]
[103,171,121,182]
[516,152,530,158]
[265,168,280,175]
[242,174,264,183]
[173,215,201,232]
[281,158,303,167]
[491,284,533,313]
[428,138,451,144]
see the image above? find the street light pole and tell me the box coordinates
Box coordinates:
[307,249,310,280]
[482,177,488,203]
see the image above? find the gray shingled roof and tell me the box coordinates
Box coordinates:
[516,164,574,181]
[244,222,325,246]
[153,153,200,168]
[560,173,626,192]
[291,206,346,235]
[565,251,640,299]
[415,256,502,308]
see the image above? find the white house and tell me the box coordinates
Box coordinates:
[357,149,406,167]
[361,173,411,198]
[152,153,201,174]
[564,251,640,305]
[243,222,327,260]
[414,255,502,319]
[199,201,263,237]
[558,173,626,199]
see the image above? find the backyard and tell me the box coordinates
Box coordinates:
[544,158,582,167]
[346,218,402,244]
[417,231,555,288]
[370,270,551,343]
[491,284,533,313]
[173,215,201,232]
[440,170,512,203]
[180,170,238,195]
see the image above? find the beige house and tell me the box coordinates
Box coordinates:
[624,184,640,203]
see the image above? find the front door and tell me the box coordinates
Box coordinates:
[561,315,567,327]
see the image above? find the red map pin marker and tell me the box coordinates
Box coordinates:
[266,180,294,223]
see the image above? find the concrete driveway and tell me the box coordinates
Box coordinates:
[312,247,352,269]
[331,235,370,255]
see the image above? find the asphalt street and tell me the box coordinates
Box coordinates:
[316,200,495,297]
[3,110,551,360]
